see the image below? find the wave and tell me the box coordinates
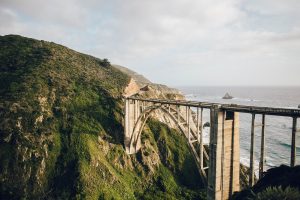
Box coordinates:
[231,97,260,102]
[240,157,249,166]
[186,94,261,103]
[185,94,197,98]
[277,141,300,153]
[181,86,300,170]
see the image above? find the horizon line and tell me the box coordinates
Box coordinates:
[169,85,300,88]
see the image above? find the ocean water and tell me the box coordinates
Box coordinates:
[177,86,300,173]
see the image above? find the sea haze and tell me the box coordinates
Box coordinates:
[178,86,300,173]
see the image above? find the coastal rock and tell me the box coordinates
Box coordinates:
[222,92,233,99]
[123,78,140,97]
[114,64,183,97]
[118,64,185,130]
[140,85,150,91]
[233,165,300,199]
[203,122,210,128]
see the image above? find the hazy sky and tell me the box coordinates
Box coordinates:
[1,0,300,86]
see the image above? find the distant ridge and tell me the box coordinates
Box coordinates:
[113,64,182,95]
[113,64,152,85]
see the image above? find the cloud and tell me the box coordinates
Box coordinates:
[0,0,89,27]
[244,0,300,16]
[0,0,299,86]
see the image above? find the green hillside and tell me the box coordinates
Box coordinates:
[0,35,204,199]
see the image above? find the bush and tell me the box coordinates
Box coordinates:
[102,58,110,67]
[256,186,300,200]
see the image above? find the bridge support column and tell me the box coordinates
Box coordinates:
[124,99,142,154]
[207,106,240,200]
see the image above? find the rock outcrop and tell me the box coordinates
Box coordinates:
[123,78,140,97]
[233,165,300,200]
[119,65,185,130]
[114,64,183,99]
[222,92,233,99]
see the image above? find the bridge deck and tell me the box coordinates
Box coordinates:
[127,97,300,117]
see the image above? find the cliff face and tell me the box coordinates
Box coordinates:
[0,35,204,199]
[117,64,185,130]
[113,65,152,86]
[113,64,183,99]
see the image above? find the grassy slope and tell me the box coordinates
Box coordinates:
[0,35,204,199]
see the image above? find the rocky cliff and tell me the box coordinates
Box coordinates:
[232,165,300,200]
[114,64,183,99]
[0,35,204,199]
[116,64,185,131]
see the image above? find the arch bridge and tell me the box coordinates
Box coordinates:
[124,97,300,200]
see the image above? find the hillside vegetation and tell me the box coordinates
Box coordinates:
[0,35,204,199]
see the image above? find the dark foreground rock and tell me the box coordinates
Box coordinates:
[232,165,300,200]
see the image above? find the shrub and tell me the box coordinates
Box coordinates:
[256,186,300,200]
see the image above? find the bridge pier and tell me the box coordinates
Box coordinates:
[207,106,240,200]
[124,99,142,154]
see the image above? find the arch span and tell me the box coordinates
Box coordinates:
[124,99,208,184]
[130,105,187,153]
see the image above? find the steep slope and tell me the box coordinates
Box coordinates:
[113,64,152,85]
[0,35,204,199]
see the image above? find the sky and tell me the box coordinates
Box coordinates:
[1,0,300,87]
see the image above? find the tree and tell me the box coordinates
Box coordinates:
[102,58,110,67]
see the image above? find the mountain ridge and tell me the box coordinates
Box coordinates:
[113,64,182,96]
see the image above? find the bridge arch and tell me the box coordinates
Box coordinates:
[124,98,209,185]
[129,104,188,154]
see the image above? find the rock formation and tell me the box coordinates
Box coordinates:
[222,92,234,99]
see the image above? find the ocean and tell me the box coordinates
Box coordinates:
[177,86,300,173]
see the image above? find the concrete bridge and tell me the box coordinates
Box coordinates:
[124,97,300,200]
